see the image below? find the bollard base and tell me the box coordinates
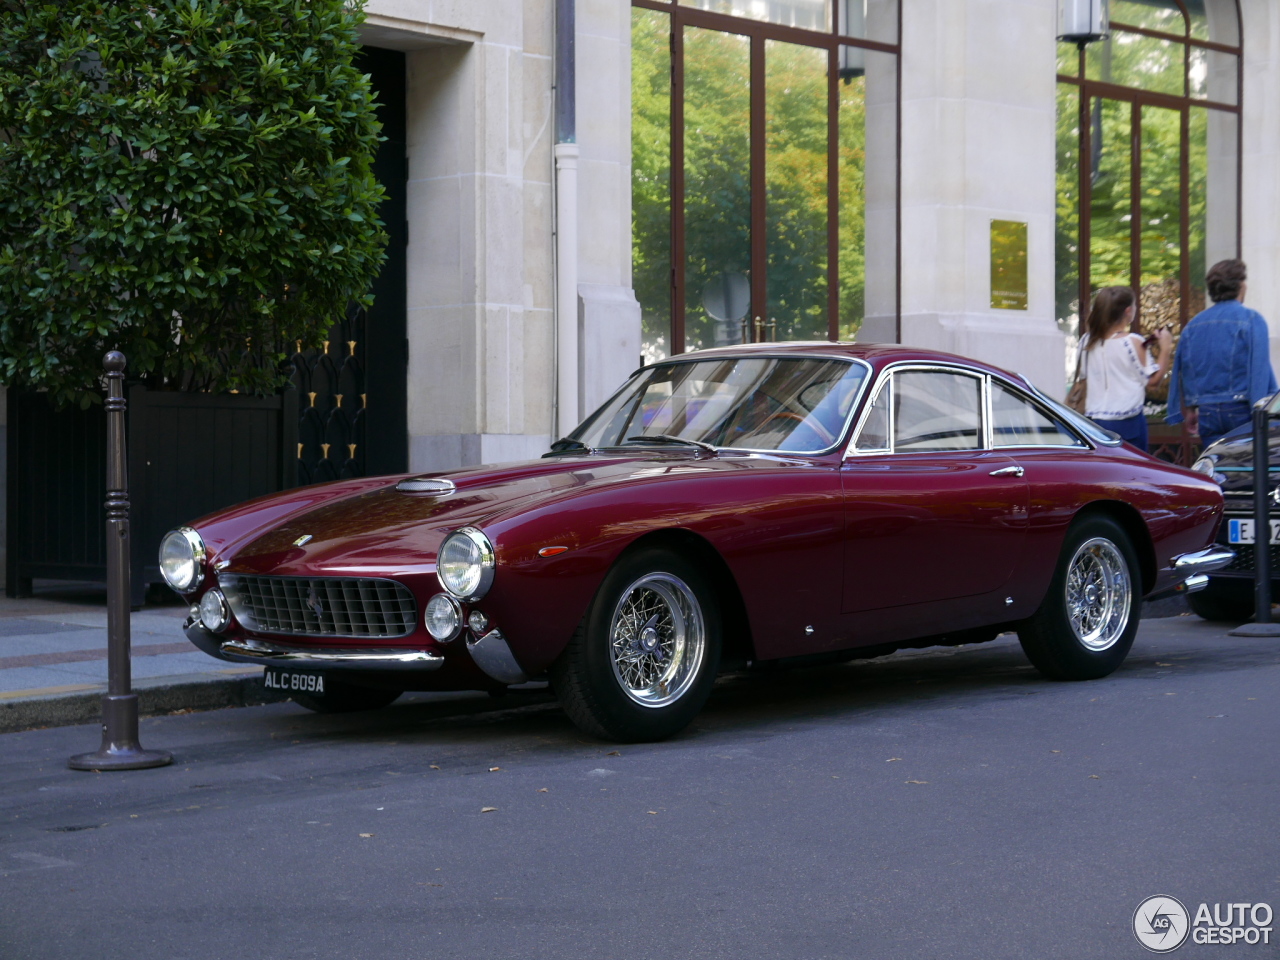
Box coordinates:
[68,694,172,771]
[1227,622,1280,638]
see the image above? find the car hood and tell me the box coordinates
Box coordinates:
[1202,422,1280,498]
[203,449,819,577]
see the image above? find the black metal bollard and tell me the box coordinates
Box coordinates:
[69,352,172,771]
[1251,403,1273,624]
[1229,400,1280,637]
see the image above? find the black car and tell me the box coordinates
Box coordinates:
[1188,416,1280,620]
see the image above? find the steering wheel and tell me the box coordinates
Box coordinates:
[758,411,835,446]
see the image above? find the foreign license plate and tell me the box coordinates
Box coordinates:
[263,668,325,695]
[1227,518,1280,545]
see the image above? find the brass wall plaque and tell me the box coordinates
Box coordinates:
[990,219,1028,310]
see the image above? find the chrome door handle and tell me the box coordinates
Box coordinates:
[989,465,1024,477]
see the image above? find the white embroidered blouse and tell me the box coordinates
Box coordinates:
[1080,333,1159,420]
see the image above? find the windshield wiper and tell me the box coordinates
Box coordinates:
[624,434,717,455]
[543,437,594,457]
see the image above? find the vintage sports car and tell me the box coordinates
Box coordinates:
[1186,413,1280,621]
[165,343,1232,741]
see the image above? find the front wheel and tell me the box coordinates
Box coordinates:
[551,548,722,742]
[1018,516,1140,681]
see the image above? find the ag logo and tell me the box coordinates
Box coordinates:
[1135,896,1191,953]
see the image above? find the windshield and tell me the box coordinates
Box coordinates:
[571,356,869,454]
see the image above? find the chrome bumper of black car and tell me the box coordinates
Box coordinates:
[184,620,444,671]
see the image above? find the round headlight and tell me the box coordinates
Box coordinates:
[425,593,463,641]
[199,589,231,633]
[437,527,495,600]
[159,527,206,593]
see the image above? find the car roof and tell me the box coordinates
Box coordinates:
[650,341,1030,387]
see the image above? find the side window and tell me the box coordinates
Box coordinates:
[894,370,983,451]
[990,380,1082,447]
[854,380,890,452]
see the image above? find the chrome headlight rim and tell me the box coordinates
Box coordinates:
[199,588,231,633]
[436,526,496,601]
[424,593,464,642]
[159,526,206,594]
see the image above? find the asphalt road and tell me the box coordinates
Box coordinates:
[1,616,1277,960]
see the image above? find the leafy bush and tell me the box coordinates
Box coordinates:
[0,0,387,405]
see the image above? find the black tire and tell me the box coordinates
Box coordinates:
[1018,516,1140,681]
[550,548,722,742]
[290,679,402,714]
[1186,577,1256,622]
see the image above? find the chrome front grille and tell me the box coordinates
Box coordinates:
[220,575,418,639]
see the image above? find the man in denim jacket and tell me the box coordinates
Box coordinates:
[1166,259,1277,448]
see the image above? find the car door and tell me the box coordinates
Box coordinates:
[840,366,1030,614]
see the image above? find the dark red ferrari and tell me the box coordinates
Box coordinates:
[163,343,1231,741]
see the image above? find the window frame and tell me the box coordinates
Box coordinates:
[845,363,1092,456]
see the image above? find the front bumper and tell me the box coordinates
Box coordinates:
[184,620,444,672]
[1172,545,1236,588]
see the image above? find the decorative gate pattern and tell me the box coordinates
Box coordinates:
[291,303,368,484]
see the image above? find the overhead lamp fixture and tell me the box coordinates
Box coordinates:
[1057,0,1110,47]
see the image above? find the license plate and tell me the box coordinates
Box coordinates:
[1227,518,1280,545]
[263,668,325,695]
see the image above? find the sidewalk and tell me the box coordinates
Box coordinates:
[0,581,1201,735]
[0,582,283,733]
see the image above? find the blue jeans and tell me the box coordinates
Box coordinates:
[1197,401,1251,448]
[1093,413,1149,452]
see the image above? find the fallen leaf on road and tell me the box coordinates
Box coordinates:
[647,811,658,815]
[430,764,441,770]
[606,751,620,756]
[904,780,928,785]
[886,758,901,762]
[1088,775,1100,780]
[537,788,548,793]
[489,767,501,772]
[481,807,497,813]
[360,833,375,838]
[1051,750,1061,754]
[1156,662,1172,666]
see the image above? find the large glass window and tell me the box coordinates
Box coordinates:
[1055,0,1241,462]
[631,1,900,360]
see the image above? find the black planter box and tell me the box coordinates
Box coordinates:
[6,387,298,604]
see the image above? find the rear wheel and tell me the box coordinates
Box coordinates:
[291,679,402,714]
[1018,516,1140,681]
[551,548,722,742]
[1186,577,1256,622]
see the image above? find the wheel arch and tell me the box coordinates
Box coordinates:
[1072,500,1157,595]
[615,528,755,665]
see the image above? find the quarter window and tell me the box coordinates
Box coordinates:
[990,381,1082,447]
[893,370,983,452]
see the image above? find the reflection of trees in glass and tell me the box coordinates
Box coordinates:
[766,40,828,341]
[1055,82,1080,330]
[681,27,751,351]
[630,20,868,350]
[631,10,671,361]
[1087,97,1132,289]
[838,73,867,339]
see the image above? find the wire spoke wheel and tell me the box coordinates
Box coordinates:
[608,573,705,708]
[1064,537,1132,651]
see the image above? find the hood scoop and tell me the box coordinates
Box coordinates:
[395,477,457,496]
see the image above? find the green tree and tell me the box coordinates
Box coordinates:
[0,0,387,405]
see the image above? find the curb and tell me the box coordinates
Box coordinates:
[0,671,290,735]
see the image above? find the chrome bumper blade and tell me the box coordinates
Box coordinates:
[218,637,444,671]
[1172,546,1235,578]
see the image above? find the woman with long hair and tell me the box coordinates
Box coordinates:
[1079,286,1172,452]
